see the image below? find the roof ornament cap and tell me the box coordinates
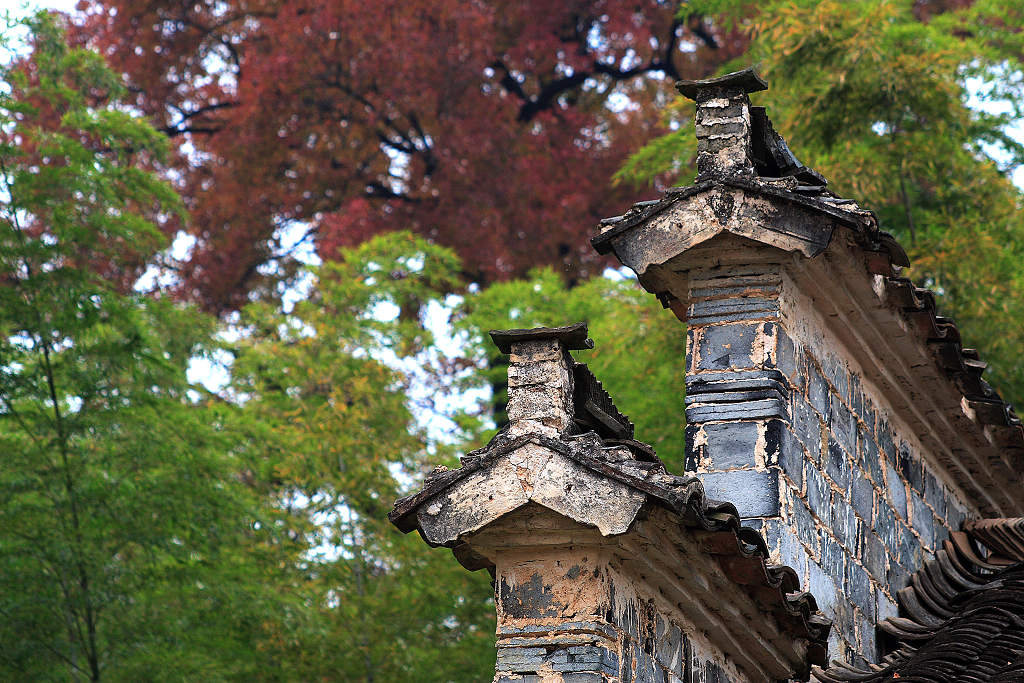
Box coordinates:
[489,322,594,354]
[675,67,768,101]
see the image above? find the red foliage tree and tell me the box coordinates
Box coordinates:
[72,0,746,312]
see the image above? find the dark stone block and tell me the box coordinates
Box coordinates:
[696,323,759,370]
[686,328,696,373]
[933,516,950,547]
[602,648,620,672]
[633,648,658,683]
[562,674,606,683]
[876,590,899,623]
[807,559,837,615]
[858,425,883,484]
[897,443,923,492]
[831,494,856,547]
[884,462,908,521]
[861,528,887,580]
[703,660,731,683]
[765,418,783,467]
[698,470,780,518]
[702,421,761,469]
[685,369,788,398]
[896,521,920,568]
[791,394,821,460]
[947,504,967,532]
[792,497,821,556]
[858,613,878,663]
[877,417,896,462]
[829,399,857,456]
[688,297,780,325]
[875,500,897,551]
[684,425,700,472]
[761,518,782,546]
[833,598,857,645]
[685,398,788,423]
[846,502,861,551]
[499,573,556,618]
[826,438,853,490]
[910,492,935,550]
[822,534,848,584]
[784,532,810,578]
[805,463,830,524]
[656,623,684,675]
[823,355,849,404]
[887,561,910,592]
[848,374,864,422]
[776,327,798,380]
[778,427,805,489]
[848,562,874,613]
[852,474,874,522]
[807,361,831,417]
[923,470,947,522]
[684,389,786,405]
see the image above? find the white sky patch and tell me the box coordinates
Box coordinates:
[2,1,81,62]
[965,73,1024,189]
[186,348,233,394]
[359,293,490,451]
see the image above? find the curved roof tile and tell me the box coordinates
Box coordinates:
[815,520,1024,682]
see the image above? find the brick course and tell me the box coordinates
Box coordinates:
[683,267,975,665]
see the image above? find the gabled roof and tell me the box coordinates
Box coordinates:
[593,69,1024,516]
[815,520,1024,682]
[390,335,832,678]
[390,427,832,670]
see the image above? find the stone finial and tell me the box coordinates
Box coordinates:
[489,323,593,438]
[676,67,768,181]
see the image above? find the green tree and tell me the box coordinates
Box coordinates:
[0,14,299,680]
[621,0,1024,407]
[228,232,495,681]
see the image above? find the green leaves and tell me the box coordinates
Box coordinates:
[228,232,495,681]
[630,0,1024,409]
[0,14,297,681]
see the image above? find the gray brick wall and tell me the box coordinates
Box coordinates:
[682,266,975,667]
[493,586,737,683]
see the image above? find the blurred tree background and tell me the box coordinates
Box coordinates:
[2,0,1024,680]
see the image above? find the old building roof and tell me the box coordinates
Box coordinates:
[593,68,1024,517]
[814,519,1024,682]
[389,324,832,678]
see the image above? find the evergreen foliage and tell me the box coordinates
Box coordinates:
[620,0,1024,407]
[0,13,299,680]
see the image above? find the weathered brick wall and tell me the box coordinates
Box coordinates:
[682,258,977,668]
[486,506,751,683]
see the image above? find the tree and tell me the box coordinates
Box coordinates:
[69,0,752,312]
[0,14,302,680]
[621,0,1024,408]
[222,232,689,679]
[227,232,495,681]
